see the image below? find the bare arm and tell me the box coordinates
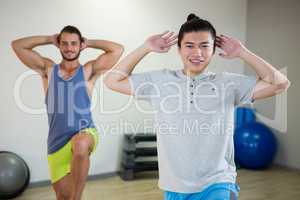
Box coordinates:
[84,39,124,81]
[239,49,290,100]
[104,44,151,95]
[216,35,291,100]
[11,35,55,76]
[104,31,177,95]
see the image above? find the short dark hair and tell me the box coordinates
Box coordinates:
[178,13,217,51]
[57,25,84,43]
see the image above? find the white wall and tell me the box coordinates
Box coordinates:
[0,0,247,183]
[246,0,300,169]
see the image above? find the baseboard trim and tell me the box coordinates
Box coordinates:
[28,171,119,188]
[273,163,300,171]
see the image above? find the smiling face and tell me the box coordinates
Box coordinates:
[178,31,214,75]
[58,32,82,62]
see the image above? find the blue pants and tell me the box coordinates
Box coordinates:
[164,182,240,200]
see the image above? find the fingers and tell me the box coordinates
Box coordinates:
[215,36,224,45]
[215,34,230,47]
[159,30,178,41]
[51,34,60,47]
[161,31,178,42]
[163,31,178,45]
[220,34,230,41]
[215,40,222,49]
[166,39,178,47]
[166,33,178,43]
[150,30,177,52]
[215,36,228,58]
[161,31,174,39]
[160,31,178,47]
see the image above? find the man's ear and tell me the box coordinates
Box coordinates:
[80,39,87,50]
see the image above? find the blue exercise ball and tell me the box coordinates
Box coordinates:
[234,122,277,169]
[0,151,30,199]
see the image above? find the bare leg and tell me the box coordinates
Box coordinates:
[70,133,94,200]
[52,174,72,200]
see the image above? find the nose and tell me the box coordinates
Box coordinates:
[66,44,73,51]
[192,47,202,56]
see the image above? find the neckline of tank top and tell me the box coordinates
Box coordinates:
[57,64,82,81]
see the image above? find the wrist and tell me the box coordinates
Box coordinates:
[238,46,251,60]
[46,36,54,44]
[141,42,152,54]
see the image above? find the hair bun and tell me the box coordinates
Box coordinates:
[187,13,200,21]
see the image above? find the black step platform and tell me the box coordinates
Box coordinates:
[123,147,157,157]
[124,133,157,143]
[120,161,158,180]
[120,133,158,180]
[122,161,158,172]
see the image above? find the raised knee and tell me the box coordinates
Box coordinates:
[72,137,91,157]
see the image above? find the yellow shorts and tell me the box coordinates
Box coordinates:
[47,128,99,184]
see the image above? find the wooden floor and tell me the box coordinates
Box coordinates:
[15,166,300,200]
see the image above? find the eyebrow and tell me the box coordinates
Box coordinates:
[184,41,212,45]
[61,40,79,43]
